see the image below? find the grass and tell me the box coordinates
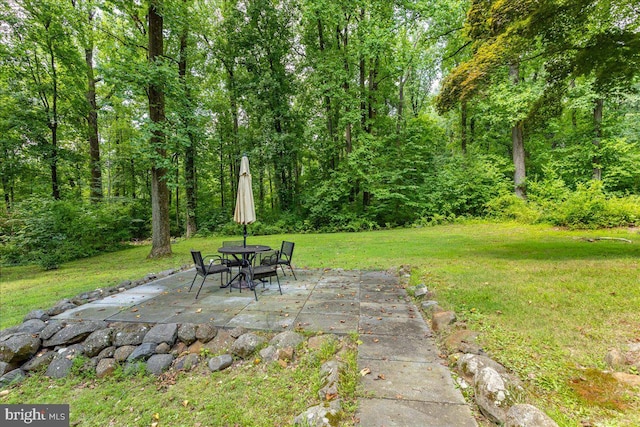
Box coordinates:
[2,221,640,425]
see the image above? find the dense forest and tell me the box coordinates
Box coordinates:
[0,0,639,267]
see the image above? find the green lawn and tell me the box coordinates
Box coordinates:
[2,222,640,425]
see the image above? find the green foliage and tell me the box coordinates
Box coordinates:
[0,199,145,268]
[485,193,541,223]
[548,181,640,229]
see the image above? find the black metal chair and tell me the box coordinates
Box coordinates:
[189,250,230,299]
[273,241,296,279]
[240,251,281,300]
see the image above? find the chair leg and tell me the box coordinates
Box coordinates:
[188,273,199,293]
[275,273,282,295]
[195,275,207,299]
[289,264,297,280]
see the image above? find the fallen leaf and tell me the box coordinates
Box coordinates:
[360,367,371,376]
[0,390,10,397]
[376,374,386,380]
[182,400,189,408]
[325,392,338,401]
[195,308,202,313]
[373,338,380,343]
[153,412,160,420]
[131,308,138,313]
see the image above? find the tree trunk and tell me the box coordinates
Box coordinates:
[179,11,197,238]
[593,98,603,180]
[148,0,172,258]
[461,100,468,154]
[510,63,526,199]
[86,41,102,202]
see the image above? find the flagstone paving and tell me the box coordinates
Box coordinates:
[53,267,477,426]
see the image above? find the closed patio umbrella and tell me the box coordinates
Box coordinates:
[233,155,256,247]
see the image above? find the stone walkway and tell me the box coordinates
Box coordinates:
[53,268,477,426]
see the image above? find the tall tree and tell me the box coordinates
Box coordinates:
[148,0,171,257]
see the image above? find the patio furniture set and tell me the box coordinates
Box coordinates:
[188,241,296,300]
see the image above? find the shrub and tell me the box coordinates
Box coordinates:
[548,181,640,229]
[0,199,139,269]
[485,193,541,223]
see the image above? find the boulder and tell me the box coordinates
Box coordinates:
[96,346,116,360]
[0,333,41,364]
[475,367,512,424]
[270,331,304,349]
[195,324,217,343]
[229,326,247,339]
[208,354,233,372]
[173,354,199,371]
[155,343,171,354]
[21,351,55,372]
[259,346,278,363]
[505,404,558,427]
[17,319,47,335]
[0,361,13,376]
[146,354,174,375]
[39,321,65,340]
[177,323,197,345]
[114,346,136,362]
[43,321,106,347]
[318,360,340,400]
[127,343,157,363]
[421,300,441,315]
[112,323,150,347]
[45,345,84,379]
[0,369,26,388]
[96,358,117,378]
[431,311,456,333]
[143,323,178,345]
[293,400,342,427]
[457,353,508,384]
[23,309,50,322]
[47,300,77,316]
[231,333,266,359]
[83,329,114,358]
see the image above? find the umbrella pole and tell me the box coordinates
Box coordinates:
[243,224,247,247]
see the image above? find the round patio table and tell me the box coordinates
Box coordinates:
[218,245,271,291]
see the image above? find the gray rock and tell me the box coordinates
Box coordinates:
[114,346,136,362]
[229,326,247,339]
[195,324,217,343]
[0,326,18,340]
[208,354,233,372]
[414,284,429,297]
[155,342,171,354]
[143,323,178,345]
[24,310,50,322]
[43,321,107,347]
[431,311,456,333]
[0,333,41,363]
[293,400,342,427]
[0,369,26,388]
[318,360,340,400]
[270,331,304,349]
[421,300,441,315]
[604,348,625,369]
[475,367,518,424]
[0,361,12,376]
[157,269,176,278]
[47,300,77,316]
[457,353,508,384]
[231,333,266,359]
[118,280,133,290]
[259,346,278,363]
[16,319,47,335]
[83,329,114,358]
[21,351,55,372]
[39,321,65,340]
[96,346,116,360]
[173,354,199,371]
[127,343,157,362]
[147,354,174,375]
[112,324,150,346]
[177,323,197,345]
[45,345,84,379]
[505,404,558,427]
[96,358,117,378]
